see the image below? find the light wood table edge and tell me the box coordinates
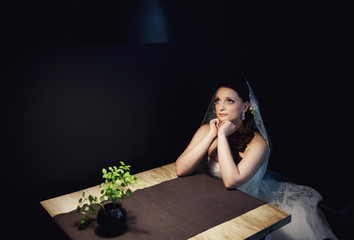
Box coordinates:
[189,204,290,240]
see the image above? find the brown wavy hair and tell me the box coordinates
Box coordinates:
[218,76,258,163]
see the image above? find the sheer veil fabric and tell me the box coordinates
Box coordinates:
[202,79,337,240]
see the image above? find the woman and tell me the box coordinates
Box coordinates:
[176,76,337,240]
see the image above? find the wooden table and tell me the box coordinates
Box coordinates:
[40,163,291,240]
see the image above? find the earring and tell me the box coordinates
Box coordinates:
[242,112,245,121]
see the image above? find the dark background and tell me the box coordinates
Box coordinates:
[2,0,352,239]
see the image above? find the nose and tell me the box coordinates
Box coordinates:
[219,101,226,111]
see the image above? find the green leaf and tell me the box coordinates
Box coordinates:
[102,168,107,174]
[82,192,85,197]
[78,198,82,204]
[88,195,95,202]
[115,180,122,187]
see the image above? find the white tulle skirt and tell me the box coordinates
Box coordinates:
[207,159,337,240]
[258,172,338,240]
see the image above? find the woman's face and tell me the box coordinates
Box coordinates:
[215,87,248,123]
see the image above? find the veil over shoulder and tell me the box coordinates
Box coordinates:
[203,78,337,240]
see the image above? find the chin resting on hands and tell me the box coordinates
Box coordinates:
[218,120,236,137]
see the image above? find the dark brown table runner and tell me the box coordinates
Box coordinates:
[54,173,265,240]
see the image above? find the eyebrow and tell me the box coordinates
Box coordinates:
[215,96,236,100]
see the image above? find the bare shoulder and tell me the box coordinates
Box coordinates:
[249,132,268,150]
[239,132,269,160]
[253,132,267,142]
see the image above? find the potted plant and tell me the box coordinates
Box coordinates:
[76,161,142,236]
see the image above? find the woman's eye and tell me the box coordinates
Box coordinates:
[227,99,234,104]
[215,99,220,103]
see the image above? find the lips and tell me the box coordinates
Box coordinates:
[218,113,228,117]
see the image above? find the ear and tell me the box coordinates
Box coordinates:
[243,101,250,112]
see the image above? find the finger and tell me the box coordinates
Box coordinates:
[210,118,218,124]
[213,119,219,127]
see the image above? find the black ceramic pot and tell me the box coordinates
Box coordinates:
[96,202,127,237]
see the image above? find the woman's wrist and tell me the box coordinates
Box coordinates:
[217,131,227,138]
[207,131,217,141]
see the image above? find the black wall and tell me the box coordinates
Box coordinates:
[2,1,352,239]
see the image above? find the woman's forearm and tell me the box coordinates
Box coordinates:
[217,134,241,188]
[176,133,215,176]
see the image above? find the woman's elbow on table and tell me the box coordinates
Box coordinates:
[175,162,190,177]
[223,179,243,190]
[175,167,184,177]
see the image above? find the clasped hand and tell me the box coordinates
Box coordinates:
[209,118,237,138]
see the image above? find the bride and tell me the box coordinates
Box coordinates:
[175,76,337,240]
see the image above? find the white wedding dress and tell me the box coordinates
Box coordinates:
[202,79,337,240]
[208,157,338,240]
